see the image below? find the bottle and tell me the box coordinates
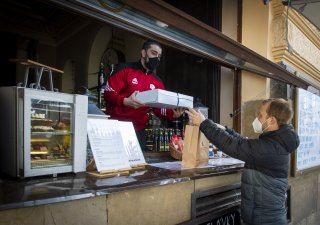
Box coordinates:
[98,62,105,88]
[145,129,150,143]
[97,62,105,108]
[109,64,115,77]
[145,129,152,151]
[148,111,153,128]
[175,128,181,138]
[164,128,169,151]
[209,143,214,157]
[181,128,185,140]
[153,128,159,152]
[169,128,174,142]
[217,150,223,158]
[159,128,164,151]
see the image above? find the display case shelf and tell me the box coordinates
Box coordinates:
[32,107,72,113]
[31,159,72,168]
[31,131,72,136]
[30,151,49,155]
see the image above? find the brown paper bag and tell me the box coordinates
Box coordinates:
[182,125,209,168]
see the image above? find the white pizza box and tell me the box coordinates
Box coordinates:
[136,89,193,108]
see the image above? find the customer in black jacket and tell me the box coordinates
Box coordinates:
[186,98,299,225]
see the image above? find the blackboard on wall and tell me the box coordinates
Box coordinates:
[295,88,320,173]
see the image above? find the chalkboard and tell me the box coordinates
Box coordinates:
[295,88,320,172]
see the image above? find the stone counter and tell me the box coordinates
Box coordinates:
[0,158,244,225]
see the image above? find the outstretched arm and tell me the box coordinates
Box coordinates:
[185,108,225,130]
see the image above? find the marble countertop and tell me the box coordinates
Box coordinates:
[0,158,244,211]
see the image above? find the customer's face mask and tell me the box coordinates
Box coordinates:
[145,56,160,71]
[252,117,270,133]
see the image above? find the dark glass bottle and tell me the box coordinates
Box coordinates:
[169,128,174,142]
[145,129,153,151]
[98,62,105,88]
[181,128,185,140]
[159,128,164,152]
[175,128,181,138]
[164,129,169,151]
[153,128,159,151]
[97,62,105,109]
[148,111,153,128]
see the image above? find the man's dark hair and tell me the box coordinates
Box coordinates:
[263,98,293,125]
[142,39,162,50]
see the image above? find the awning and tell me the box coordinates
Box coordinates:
[118,0,309,88]
[50,0,309,89]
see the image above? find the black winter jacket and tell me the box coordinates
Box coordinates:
[200,120,300,225]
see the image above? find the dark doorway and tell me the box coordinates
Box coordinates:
[0,32,16,86]
[160,0,222,121]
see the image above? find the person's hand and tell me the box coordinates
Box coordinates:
[185,108,205,126]
[123,91,145,109]
[172,107,185,119]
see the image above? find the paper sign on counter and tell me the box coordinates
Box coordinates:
[87,118,130,172]
[118,121,146,166]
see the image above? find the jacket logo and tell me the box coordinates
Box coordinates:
[132,78,138,84]
[150,84,155,89]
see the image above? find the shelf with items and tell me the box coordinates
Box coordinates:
[145,110,186,152]
[31,159,73,168]
[31,115,71,134]
[30,130,72,169]
[31,153,72,168]
[30,102,72,163]
[31,100,73,127]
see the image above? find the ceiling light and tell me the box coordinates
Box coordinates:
[155,20,168,28]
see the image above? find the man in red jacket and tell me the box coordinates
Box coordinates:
[104,40,184,150]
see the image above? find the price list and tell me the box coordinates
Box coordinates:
[87,118,130,172]
[296,88,320,171]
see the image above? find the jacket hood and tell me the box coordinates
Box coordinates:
[261,124,300,153]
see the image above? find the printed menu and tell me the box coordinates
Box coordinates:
[296,88,320,171]
[118,121,146,166]
[87,118,146,172]
[87,118,130,172]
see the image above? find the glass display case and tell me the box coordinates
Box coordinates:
[0,87,88,177]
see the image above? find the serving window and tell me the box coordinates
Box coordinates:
[0,0,306,138]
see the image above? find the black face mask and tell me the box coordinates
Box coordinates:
[146,57,160,72]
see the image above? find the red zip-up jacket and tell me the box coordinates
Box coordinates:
[104,61,175,131]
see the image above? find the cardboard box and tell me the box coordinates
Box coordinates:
[136,89,193,108]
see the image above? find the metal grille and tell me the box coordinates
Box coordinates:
[192,183,241,219]
[178,183,241,225]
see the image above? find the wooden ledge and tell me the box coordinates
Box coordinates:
[10,58,64,74]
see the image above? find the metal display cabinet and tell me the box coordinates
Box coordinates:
[0,87,88,177]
